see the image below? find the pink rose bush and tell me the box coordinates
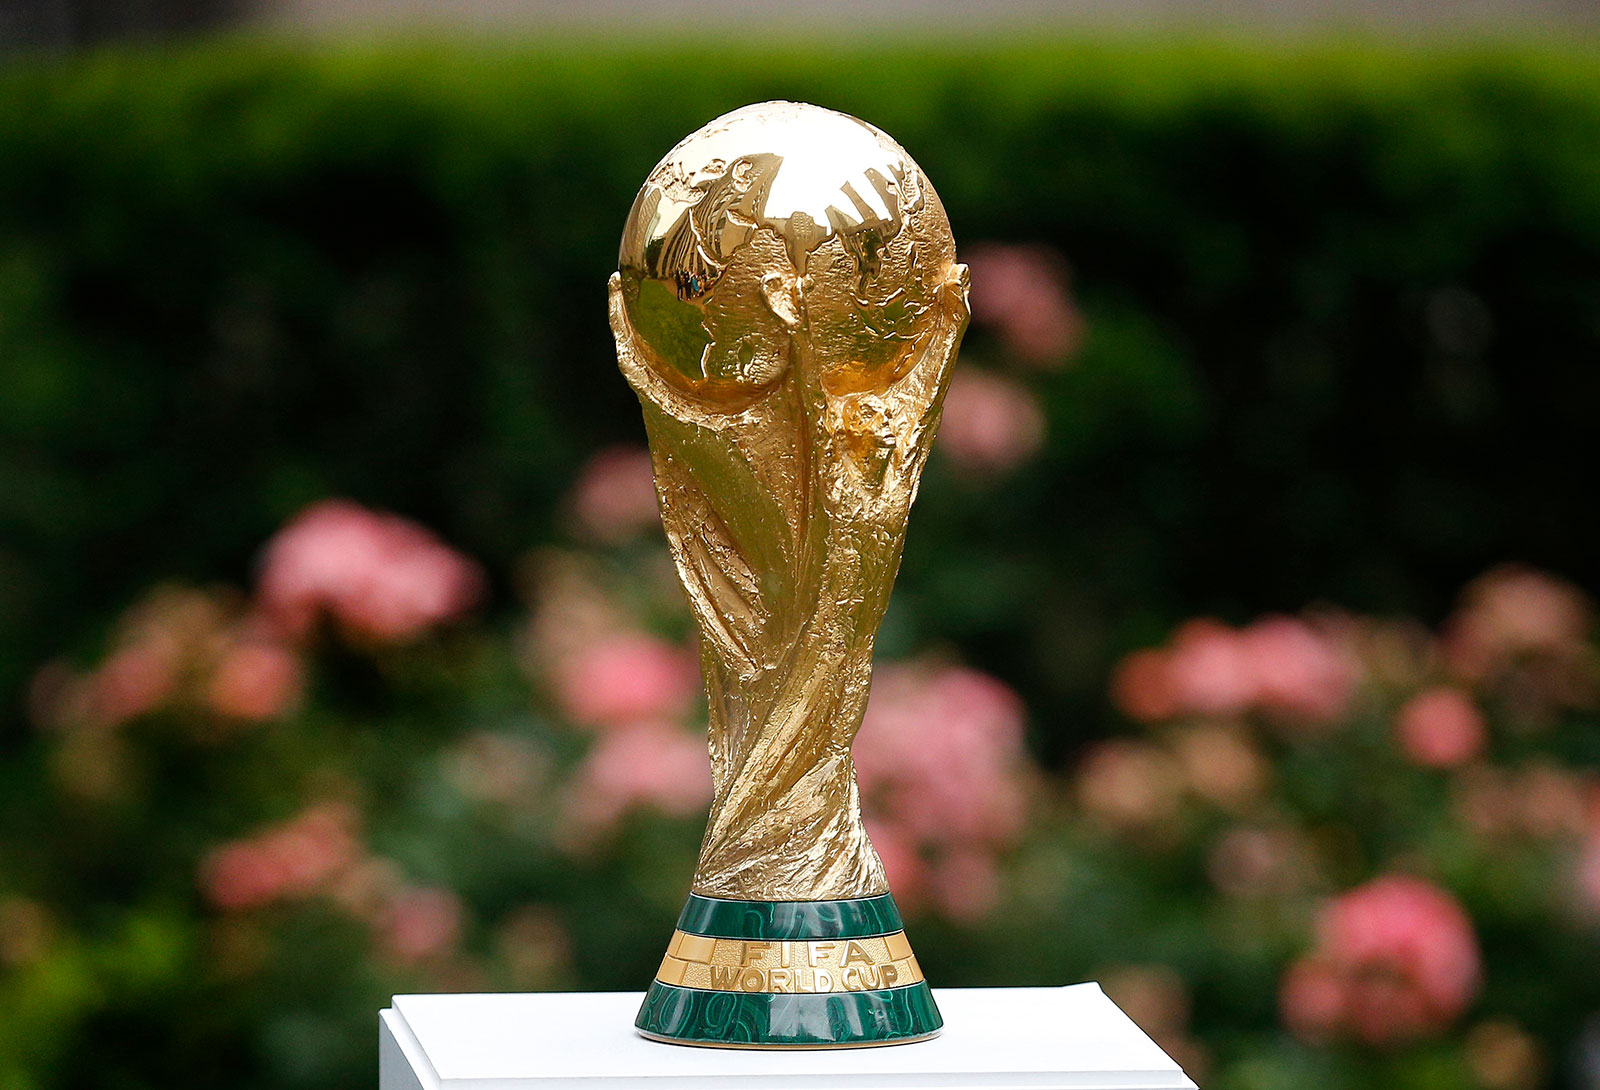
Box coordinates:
[1093,566,1600,1070]
[1075,738,1185,833]
[1453,761,1595,842]
[854,661,1033,920]
[32,586,304,739]
[965,242,1084,366]
[564,720,713,835]
[22,500,580,1005]
[550,633,700,729]
[568,446,661,543]
[937,369,1047,476]
[928,241,1085,479]
[200,801,362,911]
[1396,687,1486,768]
[521,547,712,839]
[1112,615,1356,727]
[200,800,470,968]
[1444,566,1592,686]
[258,499,483,643]
[18,466,1600,1090]
[377,886,465,966]
[32,500,486,745]
[1281,876,1481,1046]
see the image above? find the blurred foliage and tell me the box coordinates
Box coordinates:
[2,35,1600,1090]
[2,39,1599,756]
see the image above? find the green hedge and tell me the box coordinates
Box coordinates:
[2,40,1599,754]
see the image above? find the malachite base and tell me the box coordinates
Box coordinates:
[636,978,942,1049]
[636,893,942,1049]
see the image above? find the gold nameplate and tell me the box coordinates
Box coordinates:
[654,930,923,994]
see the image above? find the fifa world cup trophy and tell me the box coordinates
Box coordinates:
[609,101,969,1048]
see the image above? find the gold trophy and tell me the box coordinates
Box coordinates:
[609,101,969,1048]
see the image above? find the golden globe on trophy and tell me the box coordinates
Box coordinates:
[609,100,969,1049]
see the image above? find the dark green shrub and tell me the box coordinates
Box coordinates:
[3,39,1600,1090]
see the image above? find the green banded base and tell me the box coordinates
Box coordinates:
[636,893,942,1049]
[637,979,941,1048]
[675,892,906,941]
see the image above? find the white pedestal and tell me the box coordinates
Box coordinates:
[380,985,1197,1089]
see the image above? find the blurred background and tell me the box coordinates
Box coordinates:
[2,4,1600,1089]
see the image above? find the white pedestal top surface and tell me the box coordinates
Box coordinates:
[380,985,1197,1089]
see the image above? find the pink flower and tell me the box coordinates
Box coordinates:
[86,587,224,726]
[1162,620,1257,718]
[864,819,927,910]
[257,500,483,644]
[329,857,404,922]
[520,550,635,671]
[33,586,253,732]
[566,721,712,833]
[1396,688,1486,769]
[1453,762,1596,841]
[965,242,1083,365]
[1280,958,1349,1040]
[1171,724,1269,810]
[569,446,660,543]
[1445,565,1592,682]
[1110,615,1354,727]
[1110,649,1180,723]
[1516,762,1595,840]
[1101,966,1211,1082]
[377,886,463,965]
[551,633,700,728]
[202,841,287,910]
[1242,616,1355,724]
[200,802,361,911]
[937,370,1046,475]
[929,850,1000,924]
[204,638,302,722]
[1101,964,1193,1041]
[1281,875,1481,1046]
[853,661,1031,922]
[88,644,181,727]
[1075,739,1184,832]
[38,587,306,734]
[855,663,1029,847]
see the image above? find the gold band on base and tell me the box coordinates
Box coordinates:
[654,928,924,993]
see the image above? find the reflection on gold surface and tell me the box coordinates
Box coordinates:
[610,101,968,901]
